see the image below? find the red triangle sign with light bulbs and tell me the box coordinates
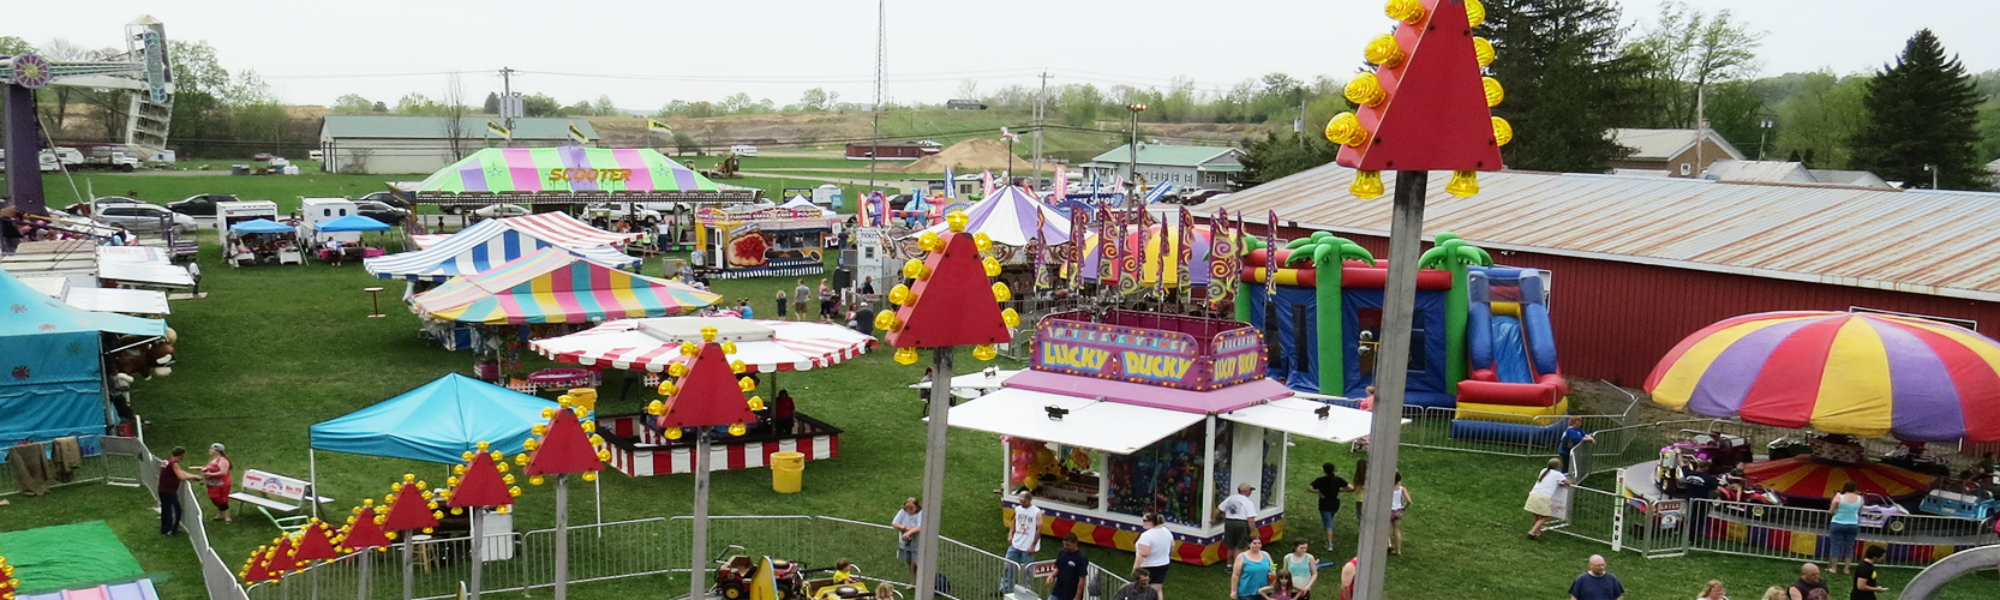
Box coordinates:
[886,232,1011,348]
[339,506,392,551]
[293,519,342,561]
[654,342,757,429]
[242,546,278,582]
[527,407,604,476]
[1336,0,1503,172]
[269,535,300,574]
[449,450,517,507]
[382,482,439,531]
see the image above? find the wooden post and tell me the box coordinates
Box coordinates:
[1351,171,1426,600]
[913,349,955,600]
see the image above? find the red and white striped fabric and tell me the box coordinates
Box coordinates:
[531,318,875,373]
[507,212,644,247]
[607,433,839,476]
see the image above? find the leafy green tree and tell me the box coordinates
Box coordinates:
[483,92,501,114]
[333,94,374,114]
[0,37,32,55]
[521,93,562,117]
[1774,71,1868,168]
[1236,132,1337,188]
[1849,29,1988,189]
[1702,81,1773,158]
[1482,0,1653,172]
[673,132,701,156]
[1625,1,1764,128]
[593,95,618,116]
[397,93,443,115]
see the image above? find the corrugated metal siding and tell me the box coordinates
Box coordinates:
[1198,165,2000,301]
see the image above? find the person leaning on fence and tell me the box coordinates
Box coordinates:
[156,447,200,537]
[1525,457,1571,540]
[1559,416,1597,474]
[200,443,233,523]
[1825,482,1863,574]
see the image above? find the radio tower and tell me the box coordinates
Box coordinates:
[868,0,885,189]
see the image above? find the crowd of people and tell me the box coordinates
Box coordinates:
[1563,554,1891,600]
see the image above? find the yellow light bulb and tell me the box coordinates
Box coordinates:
[461,451,475,462]
[1492,116,1514,146]
[894,347,920,365]
[495,462,508,473]
[595,449,611,462]
[668,363,689,377]
[721,341,737,355]
[1324,112,1369,147]
[1364,34,1405,68]
[1351,170,1386,199]
[1344,73,1387,108]
[738,377,756,392]
[532,424,548,436]
[700,326,718,342]
[982,256,1002,277]
[647,400,665,415]
[540,407,555,419]
[1482,77,1504,107]
[657,381,677,396]
[947,211,970,232]
[556,395,574,407]
[581,471,598,482]
[489,450,502,462]
[679,342,698,356]
[888,284,914,306]
[1466,0,1486,27]
[873,310,903,332]
[1447,171,1480,197]
[524,438,539,451]
[503,474,516,485]
[730,360,747,374]
[974,232,994,252]
[509,487,522,498]
[664,427,683,440]
[1385,0,1426,24]
[1001,308,1021,328]
[902,259,929,280]
[973,344,998,361]
[530,475,545,486]
[918,231,944,252]
[580,420,595,433]
[515,453,530,466]
[728,423,748,436]
[1474,37,1496,67]
[991,282,1012,302]
[748,396,766,411]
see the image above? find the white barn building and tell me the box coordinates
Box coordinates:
[319,116,600,175]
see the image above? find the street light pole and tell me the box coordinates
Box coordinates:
[1126,103,1147,207]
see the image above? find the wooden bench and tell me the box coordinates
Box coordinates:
[229,469,334,532]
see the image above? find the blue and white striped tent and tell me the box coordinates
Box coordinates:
[364,214,642,282]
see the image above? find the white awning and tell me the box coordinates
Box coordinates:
[64,287,171,315]
[98,261,195,288]
[940,387,1206,455]
[1220,397,1402,444]
[910,370,1021,391]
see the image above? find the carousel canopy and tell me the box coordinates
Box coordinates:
[412,247,720,324]
[228,218,296,234]
[1741,455,1935,500]
[1647,311,2000,443]
[317,214,393,232]
[918,186,1070,246]
[415,146,721,195]
[309,373,557,464]
[364,212,641,281]
[531,317,875,373]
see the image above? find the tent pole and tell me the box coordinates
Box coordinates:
[913,348,953,600]
[555,474,570,600]
[356,550,370,600]
[401,532,414,600]
[309,449,319,520]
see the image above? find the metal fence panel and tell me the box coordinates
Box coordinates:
[1685,498,2000,568]
[1547,485,1619,546]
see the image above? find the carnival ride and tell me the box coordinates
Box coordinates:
[1,17,174,216]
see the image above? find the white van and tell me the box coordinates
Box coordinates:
[729,144,758,157]
[300,197,361,244]
[215,200,280,232]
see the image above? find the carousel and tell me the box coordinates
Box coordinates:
[1636,311,2000,561]
[529,317,876,476]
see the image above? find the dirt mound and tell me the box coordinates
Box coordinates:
[900,138,1028,173]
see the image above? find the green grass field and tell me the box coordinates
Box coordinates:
[2,173,1995,600]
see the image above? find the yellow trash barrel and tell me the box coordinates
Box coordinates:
[771,451,805,493]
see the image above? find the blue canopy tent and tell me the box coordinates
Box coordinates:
[316,214,392,232]
[228,218,296,234]
[0,270,164,445]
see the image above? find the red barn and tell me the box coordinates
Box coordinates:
[845,142,939,161]
[1198,166,2000,388]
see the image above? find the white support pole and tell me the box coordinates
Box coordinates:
[913,348,955,600]
[309,449,319,520]
[1351,171,1427,600]
[468,508,484,600]
[356,550,370,600]
[556,474,571,600]
[401,532,414,600]
[691,430,713,600]
[1200,416,1217,529]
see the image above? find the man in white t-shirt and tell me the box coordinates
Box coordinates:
[1215,483,1259,562]
[999,492,1043,595]
[1132,512,1174,600]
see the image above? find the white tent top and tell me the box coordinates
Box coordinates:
[64,287,171,315]
[532,317,875,373]
[910,369,1022,392]
[1220,397,1390,444]
[918,186,1071,246]
[98,261,194,288]
[942,387,1206,454]
[781,196,838,218]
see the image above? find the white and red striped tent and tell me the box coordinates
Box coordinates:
[530,317,875,373]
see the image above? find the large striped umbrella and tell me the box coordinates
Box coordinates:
[1739,455,1935,501]
[415,146,719,194]
[1647,311,2000,443]
[530,318,875,373]
[916,186,1071,246]
[413,247,720,324]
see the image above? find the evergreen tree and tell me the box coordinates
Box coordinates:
[1848,29,1987,190]
[483,92,501,115]
[1481,0,1651,172]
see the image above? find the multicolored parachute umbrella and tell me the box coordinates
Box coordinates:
[414,247,721,324]
[1739,456,1935,501]
[1646,311,2000,443]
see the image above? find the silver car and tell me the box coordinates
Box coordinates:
[93,202,197,234]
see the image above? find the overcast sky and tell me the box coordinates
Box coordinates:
[13,0,2000,111]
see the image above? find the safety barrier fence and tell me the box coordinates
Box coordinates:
[248,515,1128,600]
[1308,379,1641,460]
[108,435,253,600]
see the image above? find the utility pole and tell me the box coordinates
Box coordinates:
[1032,70,1051,190]
[1126,103,1146,207]
[1694,84,1707,176]
[499,67,517,148]
[868,0,886,190]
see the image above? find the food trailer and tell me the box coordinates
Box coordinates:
[945,310,1384,565]
[693,205,837,279]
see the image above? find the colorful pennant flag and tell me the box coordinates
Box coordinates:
[647,119,673,135]
[1177,206,1195,305]
[981,170,995,198]
[485,120,511,140]
[1097,206,1118,290]
[1208,209,1236,313]
[567,122,590,145]
[1118,210,1141,297]
[1068,207,1087,292]
[1052,165,1067,203]
[1031,209,1051,290]
[1265,211,1280,297]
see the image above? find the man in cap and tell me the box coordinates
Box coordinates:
[1215,483,1259,562]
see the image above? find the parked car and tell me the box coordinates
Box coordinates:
[471,204,530,219]
[63,196,147,215]
[584,203,661,225]
[357,191,413,211]
[94,202,196,234]
[355,200,410,226]
[167,193,242,217]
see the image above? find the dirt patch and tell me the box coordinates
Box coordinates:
[899,139,1026,173]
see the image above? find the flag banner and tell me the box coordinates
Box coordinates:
[568,122,590,144]
[1052,165,1067,202]
[1118,210,1141,297]
[1067,207,1087,292]
[1208,209,1236,313]
[1265,210,1280,297]
[1143,209,1165,299]
[486,120,511,140]
[944,167,957,199]
[647,119,673,135]
[1177,206,1195,305]
[1097,206,1119,289]
[1031,209,1051,290]
[981,170,995,197]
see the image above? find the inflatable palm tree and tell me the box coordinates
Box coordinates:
[1416,233,1491,393]
[1283,232,1378,395]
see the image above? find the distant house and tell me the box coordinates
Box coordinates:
[1080,144,1245,190]
[1606,128,1745,177]
[319,116,599,175]
[1702,160,1895,189]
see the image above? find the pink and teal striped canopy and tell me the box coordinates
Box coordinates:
[415,146,720,194]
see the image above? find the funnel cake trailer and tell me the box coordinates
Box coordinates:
[945,310,1381,565]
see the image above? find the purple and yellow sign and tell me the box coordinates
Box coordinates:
[1030,310,1269,391]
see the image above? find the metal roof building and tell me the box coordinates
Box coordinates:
[319,116,601,175]
[1197,164,2000,386]
[1081,143,1245,190]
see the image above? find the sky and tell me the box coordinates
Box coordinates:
[11,0,2000,111]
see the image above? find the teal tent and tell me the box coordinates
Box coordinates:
[308,373,557,464]
[317,215,392,232]
[228,218,296,234]
[0,270,164,443]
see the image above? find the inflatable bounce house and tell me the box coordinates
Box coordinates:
[1240,232,1570,447]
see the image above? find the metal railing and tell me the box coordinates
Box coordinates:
[1684,498,2000,567]
[0,436,117,498]
[1388,380,1639,459]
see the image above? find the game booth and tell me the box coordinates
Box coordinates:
[943,309,1383,565]
[1638,311,2000,564]
[530,317,877,476]
[691,205,838,279]
[308,214,396,263]
[0,269,166,444]
[223,218,303,267]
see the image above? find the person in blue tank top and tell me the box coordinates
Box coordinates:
[1231,538,1271,600]
[1826,481,1863,574]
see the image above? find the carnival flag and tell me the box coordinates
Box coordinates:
[1052,165,1067,203]
[1112,176,1126,202]
[1097,206,1118,289]
[1118,210,1141,297]
[1031,209,1051,290]
[486,120,512,140]
[646,119,673,135]
[943,167,957,199]
[1177,206,1195,305]
[981,171,995,197]
[567,122,590,145]
[1207,208,1237,313]
[1144,210,1166,299]
[1265,211,1281,297]
[1068,207,1087,292]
